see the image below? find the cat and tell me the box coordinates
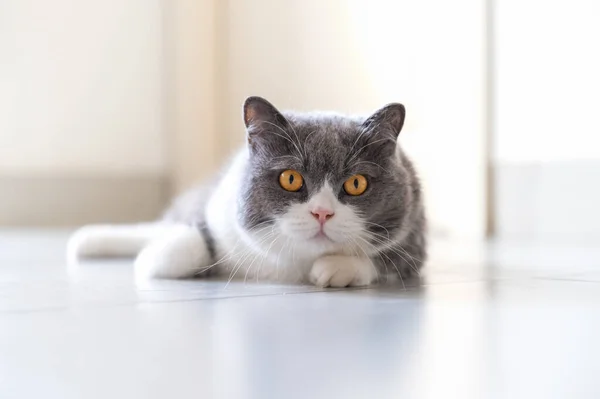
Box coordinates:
[67,96,427,287]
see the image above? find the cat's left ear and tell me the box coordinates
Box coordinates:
[243,96,288,129]
[361,103,406,140]
[243,96,290,149]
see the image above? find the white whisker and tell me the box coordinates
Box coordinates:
[366,234,421,276]
[347,137,395,164]
[261,120,304,161]
[357,236,406,289]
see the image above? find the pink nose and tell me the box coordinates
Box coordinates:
[311,208,334,224]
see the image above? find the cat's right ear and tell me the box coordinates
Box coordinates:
[243,96,289,144]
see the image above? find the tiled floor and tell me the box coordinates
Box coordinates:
[1,230,599,399]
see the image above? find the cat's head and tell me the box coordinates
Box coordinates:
[238,96,416,258]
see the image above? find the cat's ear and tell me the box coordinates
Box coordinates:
[361,103,406,140]
[243,97,290,150]
[243,96,288,131]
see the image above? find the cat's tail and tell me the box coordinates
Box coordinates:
[67,223,212,280]
[66,223,171,261]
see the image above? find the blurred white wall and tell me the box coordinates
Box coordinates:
[495,0,600,163]
[165,0,220,195]
[494,0,600,240]
[220,0,488,237]
[0,0,170,225]
[0,0,166,175]
[0,0,489,237]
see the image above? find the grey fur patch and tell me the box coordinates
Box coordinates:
[197,223,216,263]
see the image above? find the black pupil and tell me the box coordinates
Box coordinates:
[353,178,359,189]
[289,174,294,185]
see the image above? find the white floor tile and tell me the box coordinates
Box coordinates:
[1,230,599,399]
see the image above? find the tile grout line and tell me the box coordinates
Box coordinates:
[0,286,374,316]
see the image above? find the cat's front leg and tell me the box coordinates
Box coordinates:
[309,255,377,288]
[134,224,211,279]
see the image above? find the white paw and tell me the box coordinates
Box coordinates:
[134,225,210,280]
[309,256,377,288]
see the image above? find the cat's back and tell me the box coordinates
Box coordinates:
[162,149,248,226]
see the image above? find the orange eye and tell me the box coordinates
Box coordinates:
[279,170,304,192]
[343,174,368,196]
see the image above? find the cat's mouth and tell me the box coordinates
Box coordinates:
[311,231,334,242]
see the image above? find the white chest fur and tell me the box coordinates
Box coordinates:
[204,151,313,282]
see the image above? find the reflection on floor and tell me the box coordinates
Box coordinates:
[1,230,599,399]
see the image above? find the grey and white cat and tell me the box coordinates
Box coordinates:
[68,97,426,287]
